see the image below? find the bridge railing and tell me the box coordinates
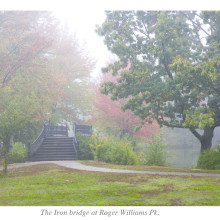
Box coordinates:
[73,136,80,159]
[74,123,92,136]
[28,123,47,160]
[45,125,68,137]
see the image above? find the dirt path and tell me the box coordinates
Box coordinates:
[1,160,220,177]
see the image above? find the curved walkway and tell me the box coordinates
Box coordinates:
[1,161,220,177]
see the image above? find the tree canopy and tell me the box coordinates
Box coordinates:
[97,11,220,152]
[46,25,94,124]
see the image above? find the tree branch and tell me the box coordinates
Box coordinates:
[160,119,184,128]
[193,12,214,34]
[189,128,203,141]
[2,63,20,86]
[187,16,210,36]
[191,22,205,48]
[141,20,151,40]
[161,42,174,80]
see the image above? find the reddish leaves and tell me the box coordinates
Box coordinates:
[92,71,158,138]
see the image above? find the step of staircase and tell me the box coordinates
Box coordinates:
[31,156,77,161]
[37,148,75,152]
[30,136,78,161]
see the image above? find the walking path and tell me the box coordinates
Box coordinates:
[1,160,220,177]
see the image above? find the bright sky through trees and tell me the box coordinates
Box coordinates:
[55,9,116,78]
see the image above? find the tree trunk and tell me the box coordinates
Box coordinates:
[200,127,215,152]
[190,126,215,152]
[2,157,7,175]
[2,140,10,175]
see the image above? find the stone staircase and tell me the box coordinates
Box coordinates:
[30,136,78,161]
[29,123,92,161]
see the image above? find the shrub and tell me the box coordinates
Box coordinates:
[7,142,27,164]
[144,135,167,166]
[76,133,94,160]
[197,141,220,170]
[77,132,139,165]
[89,135,112,162]
[110,141,138,165]
[90,135,138,165]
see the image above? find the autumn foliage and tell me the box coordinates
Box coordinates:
[92,70,158,139]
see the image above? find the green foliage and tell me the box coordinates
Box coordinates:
[90,134,138,165]
[197,142,220,170]
[110,142,138,165]
[76,133,94,160]
[92,136,112,162]
[13,122,42,145]
[144,135,167,166]
[7,142,27,164]
[89,135,114,162]
[184,108,215,130]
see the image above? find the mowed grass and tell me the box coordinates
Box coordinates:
[1,163,220,206]
[79,160,220,174]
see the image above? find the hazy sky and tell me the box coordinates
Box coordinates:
[2,0,220,79]
[55,9,115,78]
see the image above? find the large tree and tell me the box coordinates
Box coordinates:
[0,11,60,174]
[0,11,93,174]
[97,11,220,152]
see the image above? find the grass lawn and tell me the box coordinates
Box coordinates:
[0,163,220,206]
[79,160,220,174]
